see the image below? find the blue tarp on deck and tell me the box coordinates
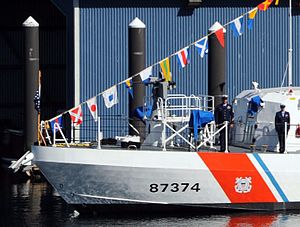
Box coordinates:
[135,105,153,120]
[189,110,214,140]
[248,95,263,116]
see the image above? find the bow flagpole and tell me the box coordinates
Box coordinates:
[288,0,293,88]
[38,70,42,145]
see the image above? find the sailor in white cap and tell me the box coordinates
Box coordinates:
[275,103,290,153]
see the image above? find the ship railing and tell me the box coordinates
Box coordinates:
[53,123,70,147]
[158,94,214,121]
[164,94,214,118]
[197,121,229,152]
[285,121,287,153]
[69,114,128,144]
[195,121,217,150]
[156,94,215,151]
[232,120,300,153]
[40,121,52,145]
[39,120,69,147]
[283,122,300,152]
[39,114,136,147]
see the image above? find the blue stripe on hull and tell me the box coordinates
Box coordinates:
[253,153,289,202]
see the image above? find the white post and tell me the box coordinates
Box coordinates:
[71,122,74,143]
[225,121,229,153]
[53,125,56,147]
[97,116,102,149]
[54,123,70,147]
[288,0,293,88]
[41,121,52,145]
[285,121,287,153]
[162,103,166,151]
[162,118,166,151]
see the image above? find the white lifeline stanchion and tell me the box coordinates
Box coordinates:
[53,122,70,147]
[285,121,288,154]
[225,121,229,153]
[196,123,218,150]
[162,117,167,151]
[159,97,167,151]
[40,121,52,145]
[97,116,102,149]
[53,124,57,146]
[38,124,47,146]
[71,122,74,143]
[196,124,216,150]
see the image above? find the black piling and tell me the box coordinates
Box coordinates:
[128,17,146,142]
[23,16,39,151]
[208,22,226,107]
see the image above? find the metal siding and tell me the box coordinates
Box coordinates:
[0,70,23,128]
[0,0,67,131]
[39,30,67,121]
[0,31,66,129]
[0,30,23,127]
[40,30,66,65]
[227,7,295,98]
[79,1,300,139]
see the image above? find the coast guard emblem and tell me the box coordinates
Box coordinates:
[235,177,252,193]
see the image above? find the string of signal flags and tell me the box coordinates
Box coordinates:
[46,0,279,128]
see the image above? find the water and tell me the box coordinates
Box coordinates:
[1,166,300,227]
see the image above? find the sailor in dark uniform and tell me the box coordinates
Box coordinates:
[275,104,290,153]
[214,95,234,152]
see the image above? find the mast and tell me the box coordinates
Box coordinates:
[288,0,292,88]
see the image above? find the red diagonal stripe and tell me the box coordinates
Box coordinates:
[198,152,277,203]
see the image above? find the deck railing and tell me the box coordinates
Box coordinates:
[39,100,299,154]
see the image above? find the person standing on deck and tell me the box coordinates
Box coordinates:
[275,104,290,153]
[214,95,234,152]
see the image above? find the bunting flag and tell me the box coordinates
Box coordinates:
[139,66,153,84]
[195,37,208,58]
[45,3,278,126]
[87,96,98,122]
[50,115,63,133]
[258,0,273,11]
[215,28,225,48]
[160,58,172,82]
[248,8,258,30]
[176,47,189,68]
[230,16,244,37]
[102,86,118,108]
[125,78,133,97]
[69,105,83,126]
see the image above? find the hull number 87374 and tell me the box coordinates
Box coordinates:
[149,183,201,193]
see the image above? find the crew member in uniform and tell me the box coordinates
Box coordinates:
[275,104,290,153]
[214,95,234,152]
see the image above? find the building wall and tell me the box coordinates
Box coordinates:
[78,0,300,139]
[0,0,67,130]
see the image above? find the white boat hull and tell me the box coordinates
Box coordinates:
[32,146,300,211]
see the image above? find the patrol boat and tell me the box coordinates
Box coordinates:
[11,1,300,212]
[12,81,300,212]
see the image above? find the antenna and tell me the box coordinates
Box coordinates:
[288,0,292,88]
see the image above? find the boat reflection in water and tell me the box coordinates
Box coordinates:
[226,213,279,227]
[1,167,299,226]
[0,168,69,226]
